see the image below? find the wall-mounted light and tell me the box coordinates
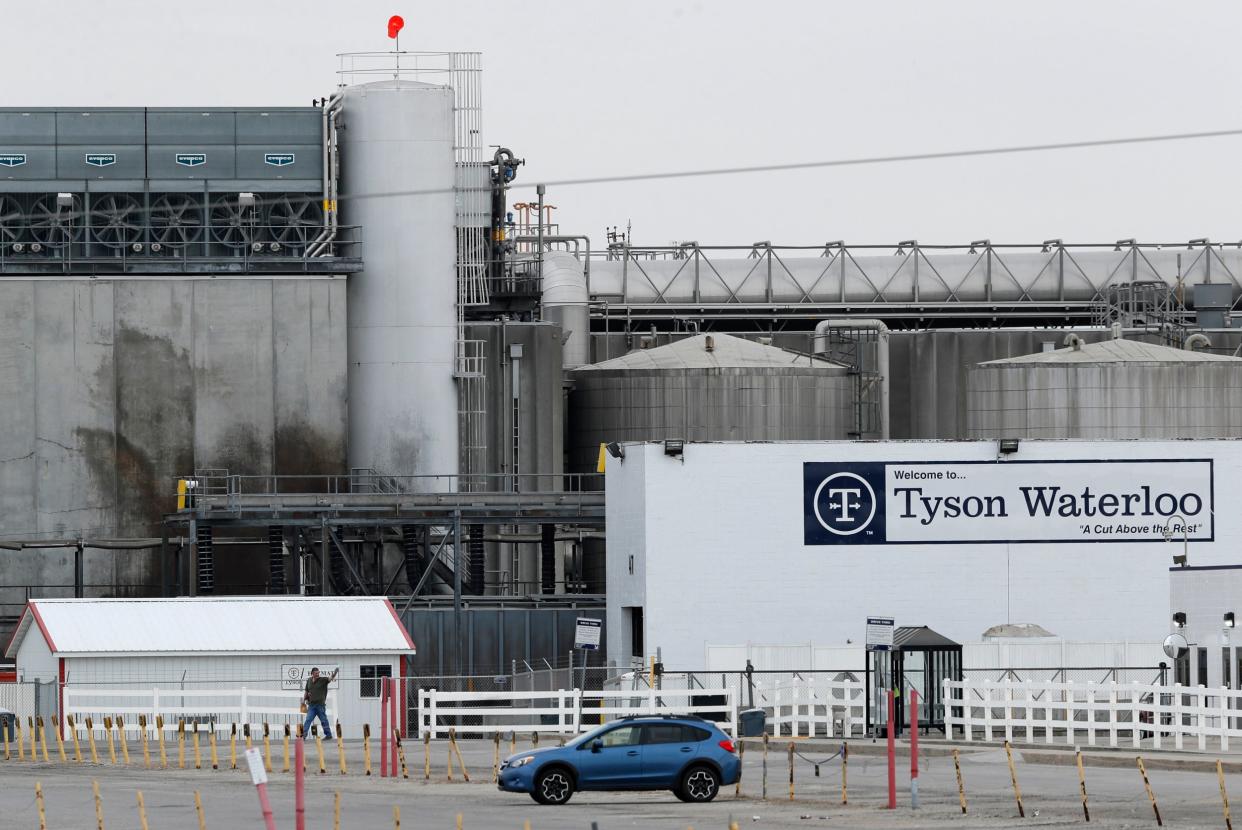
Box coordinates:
[998,439,1020,455]
[1173,612,1187,629]
[663,439,684,459]
[1173,553,1188,567]
[605,442,624,461]
[1226,612,1236,629]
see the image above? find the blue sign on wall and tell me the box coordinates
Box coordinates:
[85,153,116,167]
[175,153,206,167]
[0,153,27,167]
[264,153,296,167]
[804,462,887,545]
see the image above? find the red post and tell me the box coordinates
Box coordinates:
[245,746,279,830]
[886,690,897,809]
[294,734,305,830]
[390,675,399,774]
[380,677,389,778]
[910,688,920,809]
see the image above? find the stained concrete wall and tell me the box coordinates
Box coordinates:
[0,276,348,607]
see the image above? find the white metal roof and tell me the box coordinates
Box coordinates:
[4,597,415,659]
[577,333,844,371]
[981,338,1242,365]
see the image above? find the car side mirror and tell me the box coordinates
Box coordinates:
[591,739,603,753]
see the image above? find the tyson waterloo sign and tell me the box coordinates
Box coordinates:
[803,459,1213,545]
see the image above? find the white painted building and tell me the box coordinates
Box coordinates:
[3,597,416,735]
[606,440,1237,670]
[1170,566,1242,691]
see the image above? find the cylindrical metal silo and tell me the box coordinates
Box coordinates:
[569,332,853,592]
[340,80,458,480]
[967,338,1242,438]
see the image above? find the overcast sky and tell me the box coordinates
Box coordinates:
[4,0,1242,246]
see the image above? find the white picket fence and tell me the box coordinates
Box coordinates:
[62,686,332,738]
[417,687,737,739]
[944,678,1242,751]
[768,678,866,738]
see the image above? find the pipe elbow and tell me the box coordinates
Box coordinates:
[1184,332,1212,352]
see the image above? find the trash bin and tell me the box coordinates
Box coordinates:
[0,710,13,744]
[738,708,766,737]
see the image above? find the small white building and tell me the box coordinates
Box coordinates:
[3,596,416,736]
[1169,565,1242,691]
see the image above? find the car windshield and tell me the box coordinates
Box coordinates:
[566,721,639,748]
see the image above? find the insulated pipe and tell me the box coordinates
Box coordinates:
[541,251,591,368]
[813,318,890,439]
[1184,332,1212,352]
[1063,332,1084,349]
[307,90,345,258]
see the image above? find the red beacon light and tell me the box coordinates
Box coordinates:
[387,15,405,39]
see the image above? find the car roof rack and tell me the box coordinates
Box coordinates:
[619,714,710,723]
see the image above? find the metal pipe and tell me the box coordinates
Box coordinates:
[812,318,890,439]
[307,90,345,258]
[1184,332,1212,351]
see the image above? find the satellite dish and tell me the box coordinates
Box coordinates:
[1163,632,1189,660]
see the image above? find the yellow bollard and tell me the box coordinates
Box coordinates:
[492,732,500,783]
[299,724,306,773]
[136,791,150,830]
[209,724,219,770]
[735,740,745,797]
[35,781,48,830]
[155,715,167,770]
[3,714,9,760]
[788,742,795,801]
[15,716,24,761]
[156,716,168,769]
[363,724,372,776]
[38,715,51,762]
[510,731,516,757]
[456,813,463,830]
[1004,740,1025,818]
[1137,756,1163,827]
[396,730,410,779]
[953,748,967,814]
[282,724,290,773]
[229,723,237,770]
[841,742,848,806]
[263,723,272,773]
[333,791,341,830]
[424,731,431,781]
[393,805,401,830]
[138,715,150,768]
[244,722,253,753]
[314,724,326,774]
[452,730,470,782]
[92,779,105,830]
[28,716,36,760]
[192,722,202,769]
[1076,750,1090,823]
[177,720,186,769]
[86,716,101,764]
[103,716,117,764]
[116,717,130,765]
[68,714,82,763]
[336,721,347,775]
[52,715,67,762]
[762,732,769,801]
[1219,759,1233,830]
[194,790,207,830]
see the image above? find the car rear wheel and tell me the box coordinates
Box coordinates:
[531,767,574,805]
[679,765,720,803]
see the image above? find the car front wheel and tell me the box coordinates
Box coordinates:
[531,767,574,805]
[679,765,720,803]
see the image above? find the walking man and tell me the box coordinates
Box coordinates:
[301,667,338,738]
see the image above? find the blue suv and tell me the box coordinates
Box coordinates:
[498,716,740,805]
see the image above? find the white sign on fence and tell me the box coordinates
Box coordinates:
[280,664,340,691]
[866,617,894,651]
[574,618,602,650]
[805,459,1213,545]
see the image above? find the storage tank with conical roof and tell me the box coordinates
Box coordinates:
[967,338,1242,439]
[568,333,854,474]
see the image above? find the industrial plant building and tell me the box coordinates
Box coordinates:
[2,49,1242,697]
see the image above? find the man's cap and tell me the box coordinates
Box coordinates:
[310,667,319,673]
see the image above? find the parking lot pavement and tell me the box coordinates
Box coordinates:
[2,738,1241,828]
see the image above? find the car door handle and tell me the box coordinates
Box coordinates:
[627,750,639,756]
[679,747,692,753]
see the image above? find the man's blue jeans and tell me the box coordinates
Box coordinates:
[302,703,330,737]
